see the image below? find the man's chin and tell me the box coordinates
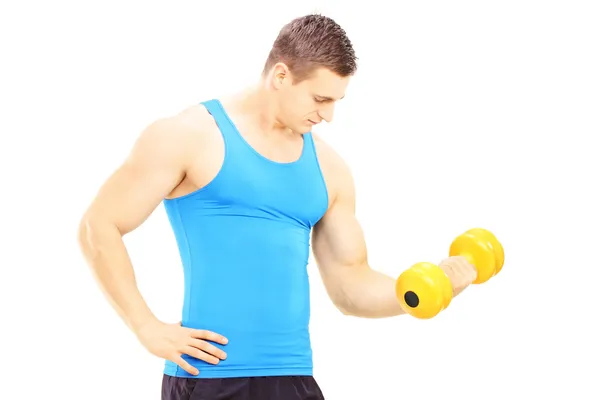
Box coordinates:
[299,120,317,133]
[288,125,311,135]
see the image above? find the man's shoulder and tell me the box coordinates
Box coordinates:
[169,102,215,133]
[130,102,216,164]
[140,103,215,145]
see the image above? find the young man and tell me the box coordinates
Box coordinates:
[78,14,476,400]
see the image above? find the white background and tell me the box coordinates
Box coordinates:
[2,1,599,399]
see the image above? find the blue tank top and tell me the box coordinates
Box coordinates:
[161,99,329,378]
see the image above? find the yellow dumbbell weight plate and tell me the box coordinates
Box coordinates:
[467,228,504,275]
[449,228,504,284]
[395,262,453,319]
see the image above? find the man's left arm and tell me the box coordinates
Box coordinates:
[311,161,406,318]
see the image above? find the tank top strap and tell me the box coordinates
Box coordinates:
[302,132,315,152]
[200,99,240,146]
[301,132,319,165]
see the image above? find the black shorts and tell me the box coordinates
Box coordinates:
[162,374,326,400]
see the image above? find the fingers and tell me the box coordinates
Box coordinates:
[457,257,477,282]
[172,339,227,374]
[189,329,228,345]
[440,257,475,296]
[170,327,228,374]
[467,263,478,282]
[189,338,227,360]
[182,345,222,365]
[173,356,199,376]
[447,256,477,281]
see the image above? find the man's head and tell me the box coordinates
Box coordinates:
[262,14,357,133]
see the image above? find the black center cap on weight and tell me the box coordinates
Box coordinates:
[404,291,419,308]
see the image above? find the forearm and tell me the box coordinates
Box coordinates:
[331,266,406,318]
[78,217,157,333]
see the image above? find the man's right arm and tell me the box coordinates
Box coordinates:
[77,116,192,333]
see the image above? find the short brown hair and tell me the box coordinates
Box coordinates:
[262,14,358,82]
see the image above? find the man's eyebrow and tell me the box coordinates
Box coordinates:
[315,94,345,101]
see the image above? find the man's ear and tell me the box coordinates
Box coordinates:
[272,62,291,89]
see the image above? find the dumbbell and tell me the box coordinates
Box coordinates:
[395,228,504,319]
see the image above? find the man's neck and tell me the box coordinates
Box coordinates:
[226,83,291,137]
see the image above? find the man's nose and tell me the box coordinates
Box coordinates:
[318,105,334,123]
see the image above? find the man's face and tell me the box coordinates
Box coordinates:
[274,66,350,133]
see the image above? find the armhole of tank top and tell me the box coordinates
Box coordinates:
[196,99,230,189]
[306,133,330,218]
[201,99,231,149]
[162,101,230,202]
